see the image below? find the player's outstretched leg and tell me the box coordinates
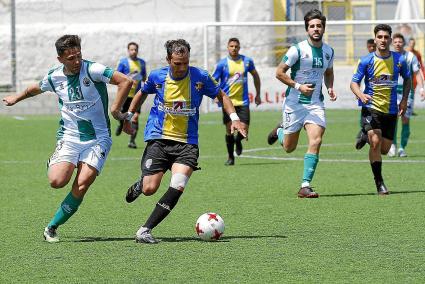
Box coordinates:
[135,187,183,244]
[267,123,283,145]
[44,191,83,243]
[371,161,389,195]
[235,132,244,156]
[126,178,144,203]
[297,153,319,198]
[225,134,235,165]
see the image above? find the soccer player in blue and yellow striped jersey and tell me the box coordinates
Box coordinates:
[115,42,147,148]
[351,24,411,195]
[213,38,261,165]
[122,39,246,243]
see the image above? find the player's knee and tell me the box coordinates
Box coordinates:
[142,183,160,196]
[309,137,322,148]
[284,144,296,153]
[49,177,68,189]
[170,173,189,191]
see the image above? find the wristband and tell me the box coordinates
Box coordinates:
[294,83,301,90]
[229,112,240,121]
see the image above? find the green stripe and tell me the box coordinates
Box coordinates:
[56,119,65,141]
[103,67,114,79]
[47,69,56,92]
[77,120,97,141]
[86,61,111,136]
[287,44,301,98]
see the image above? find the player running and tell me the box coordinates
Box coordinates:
[212,37,261,166]
[115,42,147,149]
[387,33,425,157]
[123,39,246,244]
[350,24,411,195]
[2,35,133,242]
[267,9,337,198]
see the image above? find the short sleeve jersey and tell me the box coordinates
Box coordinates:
[39,60,114,142]
[352,51,410,114]
[282,40,334,110]
[116,57,147,98]
[142,66,220,145]
[212,55,255,107]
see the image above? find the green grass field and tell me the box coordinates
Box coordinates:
[1,109,425,283]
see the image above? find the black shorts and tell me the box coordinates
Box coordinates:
[361,107,397,140]
[121,97,141,113]
[140,139,199,176]
[222,105,250,125]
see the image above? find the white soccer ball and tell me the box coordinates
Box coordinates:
[195,212,225,241]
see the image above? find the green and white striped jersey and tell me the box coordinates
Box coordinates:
[397,51,420,99]
[39,60,114,142]
[282,40,334,110]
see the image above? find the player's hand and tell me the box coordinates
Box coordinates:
[230,120,247,139]
[123,120,135,135]
[328,88,337,101]
[254,94,261,106]
[131,112,139,124]
[2,95,18,106]
[398,98,407,116]
[299,84,315,96]
[359,94,372,104]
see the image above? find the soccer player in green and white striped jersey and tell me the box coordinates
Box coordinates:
[267,9,337,198]
[2,35,133,243]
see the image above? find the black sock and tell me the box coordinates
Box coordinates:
[225,134,235,159]
[235,132,244,144]
[143,187,183,229]
[371,161,383,184]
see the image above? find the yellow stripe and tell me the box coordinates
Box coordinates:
[162,74,190,142]
[372,57,393,113]
[227,58,245,106]
[128,60,142,98]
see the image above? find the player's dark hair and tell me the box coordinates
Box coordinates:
[374,24,392,36]
[228,37,240,45]
[367,38,375,45]
[127,42,139,50]
[393,33,405,44]
[304,9,326,31]
[165,39,191,59]
[55,35,81,56]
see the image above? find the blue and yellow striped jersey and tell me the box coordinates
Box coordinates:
[116,57,146,98]
[212,55,255,107]
[352,51,410,114]
[142,66,220,144]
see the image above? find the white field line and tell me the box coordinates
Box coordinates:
[2,141,425,164]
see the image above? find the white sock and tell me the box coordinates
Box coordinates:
[301,181,310,188]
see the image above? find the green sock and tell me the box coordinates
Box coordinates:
[400,123,410,149]
[277,128,284,145]
[48,192,83,228]
[302,153,319,183]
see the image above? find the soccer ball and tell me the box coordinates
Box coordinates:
[195,212,225,241]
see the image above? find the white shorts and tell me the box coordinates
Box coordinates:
[397,93,414,118]
[282,105,326,134]
[47,137,112,174]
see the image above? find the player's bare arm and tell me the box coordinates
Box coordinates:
[350,81,371,104]
[399,76,412,116]
[415,69,425,100]
[217,90,247,138]
[2,83,42,106]
[324,67,337,101]
[109,71,133,121]
[276,62,314,96]
[250,69,262,106]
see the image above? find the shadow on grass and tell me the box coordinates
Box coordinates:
[73,235,287,243]
[320,189,425,198]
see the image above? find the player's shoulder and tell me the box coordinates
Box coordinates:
[358,52,374,64]
[189,66,209,78]
[137,57,146,64]
[149,66,168,80]
[217,57,227,66]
